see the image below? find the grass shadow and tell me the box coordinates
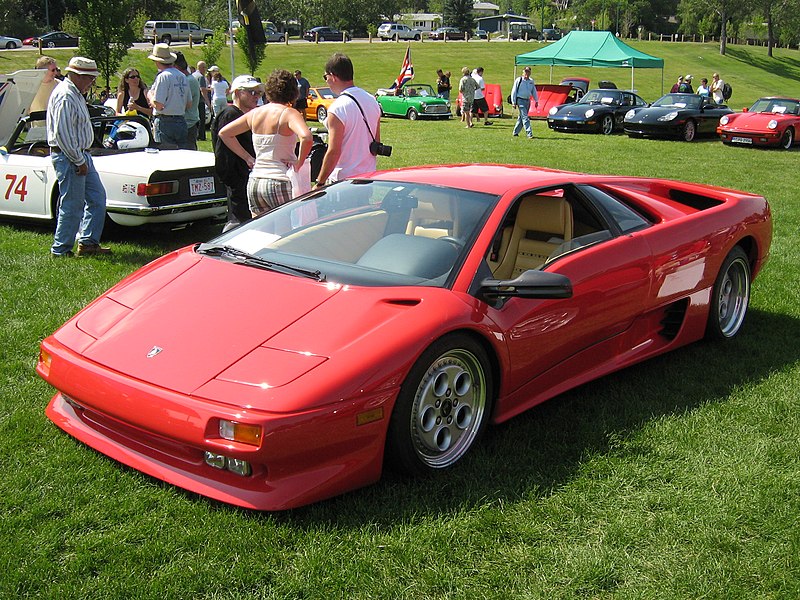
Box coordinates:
[726,46,800,78]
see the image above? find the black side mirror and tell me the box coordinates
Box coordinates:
[479,270,573,301]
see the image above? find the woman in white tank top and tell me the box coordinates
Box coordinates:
[219,69,313,216]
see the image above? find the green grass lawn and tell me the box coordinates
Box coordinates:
[1,41,799,598]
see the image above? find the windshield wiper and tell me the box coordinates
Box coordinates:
[196,244,325,281]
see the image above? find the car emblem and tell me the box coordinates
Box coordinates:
[146,346,163,358]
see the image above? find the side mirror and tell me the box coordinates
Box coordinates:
[479,270,573,301]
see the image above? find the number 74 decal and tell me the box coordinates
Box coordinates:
[4,174,28,202]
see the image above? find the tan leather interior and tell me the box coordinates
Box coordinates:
[407,190,454,239]
[491,195,573,279]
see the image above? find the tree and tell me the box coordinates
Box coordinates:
[235,26,265,76]
[443,0,474,32]
[75,0,137,90]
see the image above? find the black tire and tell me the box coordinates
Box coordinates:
[780,127,794,149]
[705,246,751,341]
[682,119,697,142]
[600,114,614,135]
[386,333,493,475]
[161,35,171,44]
[203,34,213,43]
[407,108,419,121]
[414,34,420,41]
[6,42,16,49]
[316,106,327,122]
[279,35,285,42]
[47,41,56,48]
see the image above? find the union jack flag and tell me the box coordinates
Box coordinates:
[389,46,414,90]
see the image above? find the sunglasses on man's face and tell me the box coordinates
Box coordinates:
[241,89,261,96]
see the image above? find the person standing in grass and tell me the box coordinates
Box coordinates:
[511,66,539,139]
[47,57,110,258]
[459,67,478,129]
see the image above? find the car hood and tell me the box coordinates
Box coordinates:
[726,112,790,128]
[93,148,216,176]
[71,250,344,396]
[0,69,46,146]
[556,103,611,117]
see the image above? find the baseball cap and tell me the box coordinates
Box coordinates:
[230,75,262,91]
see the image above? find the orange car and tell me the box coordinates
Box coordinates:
[305,86,338,122]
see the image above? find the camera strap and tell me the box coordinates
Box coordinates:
[341,92,377,142]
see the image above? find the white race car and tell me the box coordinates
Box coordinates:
[0,69,226,227]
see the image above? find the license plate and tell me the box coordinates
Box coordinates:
[190,176,214,196]
[731,136,753,144]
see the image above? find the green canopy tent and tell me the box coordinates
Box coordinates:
[515,31,664,93]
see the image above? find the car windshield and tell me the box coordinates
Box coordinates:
[313,87,337,99]
[404,85,435,97]
[203,179,497,287]
[579,91,621,105]
[653,94,701,109]
[749,98,800,115]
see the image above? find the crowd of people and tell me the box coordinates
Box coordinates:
[670,72,728,102]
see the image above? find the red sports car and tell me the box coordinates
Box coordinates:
[717,96,800,149]
[456,82,504,118]
[37,165,772,510]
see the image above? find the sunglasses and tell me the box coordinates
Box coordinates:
[126,74,140,79]
[323,73,332,81]
[241,89,261,96]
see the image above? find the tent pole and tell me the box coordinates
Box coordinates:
[631,65,634,92]
[550,64,553,83]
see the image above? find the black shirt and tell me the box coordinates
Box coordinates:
[212,104,253,187]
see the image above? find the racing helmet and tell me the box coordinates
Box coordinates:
[115,121,150,150]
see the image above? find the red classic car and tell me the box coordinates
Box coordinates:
[456,82,504,118]
[38,164,771,510]
[717,96,800,149]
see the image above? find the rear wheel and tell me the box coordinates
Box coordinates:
[47,41,56,48]
[6,42,16,49]
[682,119,697,142]
[386,334,493,475]
[600,114,614,135]
[316,106,327,122]
[780,127,794,149]
[706,246,751,340]
[407,108,419,121]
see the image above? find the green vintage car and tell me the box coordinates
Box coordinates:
[375,84,451,120]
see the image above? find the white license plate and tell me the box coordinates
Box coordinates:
[189,176,215,196]
[731,136,753,144]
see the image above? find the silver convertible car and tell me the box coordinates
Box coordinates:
[0,69,226,227]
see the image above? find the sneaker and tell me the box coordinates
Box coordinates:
[76,243,112,256]
[50,250,74,258]
[484,121,493,126]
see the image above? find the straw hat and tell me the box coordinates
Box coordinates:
[148,43,177,64]
[64,56,99,77]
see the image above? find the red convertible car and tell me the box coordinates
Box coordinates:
[717,96,800,149]
[38,165,772,510]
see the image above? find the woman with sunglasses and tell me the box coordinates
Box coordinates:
[116,67,153,118]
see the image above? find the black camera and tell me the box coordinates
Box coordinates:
[370,140,392,157]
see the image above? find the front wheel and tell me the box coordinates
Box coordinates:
[47,41,56,48]
[780,127,794,149]
[600,114,614,135]
[316,106,327,122]
[407,108,419,121]
[386,334,493,475]
[160,35,171,44]
[706,246,751,340]
[682,119,697,142]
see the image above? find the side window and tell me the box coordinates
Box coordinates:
[578,185,651,234]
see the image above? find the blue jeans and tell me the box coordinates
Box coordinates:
[513,97,532,137]
[153,115,188,148]
[51,151,107,255]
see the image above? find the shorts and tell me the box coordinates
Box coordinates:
[248,177,292,217]
[472,97,489,116]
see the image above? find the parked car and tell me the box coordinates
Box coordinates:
[717,96,800,149]
[541,28,563,41]
[303,26,350,42]
[624,93,733,141]
[473,29,489,40]
[38,163,771,510]
[428,27,465,41]
[456,83,504,118]
[264,25,286,43]
[548,89,648,135]
[0,34,23,49]
[26,31,79,48]
[377,23,422,41]
[509,23,540,40]
[528,83,583,119]
[376,84,451,120]
[143,21,213,44]
[0,70,226,228]
[305,86,338,122]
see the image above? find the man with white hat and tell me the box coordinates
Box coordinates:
[47,56,110,257]
[212,74,263,229]
[147,43,189,148]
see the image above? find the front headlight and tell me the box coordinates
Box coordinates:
[625,109,636,120]
[548,106,558,116]
[420,102,427,109]
[584,108,595,119]
[768,119,778,129]
[720,115,730,125]
[658,111,679,122]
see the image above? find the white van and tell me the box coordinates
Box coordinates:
[143,21,214,44]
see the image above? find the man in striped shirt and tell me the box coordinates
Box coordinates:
[47,56,110,257]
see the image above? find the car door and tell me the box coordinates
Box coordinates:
[481,184,653,399]
[1,154,53,219]
[699,98,729,133]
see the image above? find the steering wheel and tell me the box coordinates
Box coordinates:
[438,236,465,249]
